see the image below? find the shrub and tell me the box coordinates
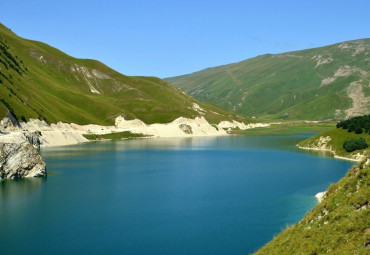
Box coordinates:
[355,127,363,134]
[343,138,368,152]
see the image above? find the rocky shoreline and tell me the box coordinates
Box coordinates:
[297,145,364,162]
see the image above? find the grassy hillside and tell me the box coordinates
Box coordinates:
[255,159,370,255]
[299,128,369,159]
[167,39,370,121]
[0,24,248,125]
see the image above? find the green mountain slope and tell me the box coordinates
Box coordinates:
[0,24,247,125]
[166,39,370,120]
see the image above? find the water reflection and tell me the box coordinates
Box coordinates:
[0,177,45,219]
[300,148,334,159]
[40,137,221,160]
[0,177,45,199]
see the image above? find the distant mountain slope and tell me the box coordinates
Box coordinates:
[166,39,370,120]
[0,23,247,125]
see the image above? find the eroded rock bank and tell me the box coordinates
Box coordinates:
[0,113,269,147]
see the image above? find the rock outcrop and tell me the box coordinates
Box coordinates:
[179,124,193,134]
[25,131,42,149]
[315,191,327,203]
[0,142,46,180]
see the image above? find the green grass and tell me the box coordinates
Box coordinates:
[231,122,335,135]
[255,160,370,255]
[167,39,370,121]
[83,131,149,141]
[0,23,250,126]
[299,128,370,158]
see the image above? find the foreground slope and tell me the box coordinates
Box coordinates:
[167,39,370,120]
[255,159,369,255]
[0,23,247,125]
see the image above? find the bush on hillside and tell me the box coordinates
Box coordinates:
[343,138,368,152]
[355,126,363,134]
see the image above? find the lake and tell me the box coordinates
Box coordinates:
[0,135,354,254]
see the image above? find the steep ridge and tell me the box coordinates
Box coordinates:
[167,39,370,120]
[0,23,249,126]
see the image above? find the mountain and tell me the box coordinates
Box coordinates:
[166,39,370,120]
[0,23,248,125]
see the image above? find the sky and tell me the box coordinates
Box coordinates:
[1,0,369,78]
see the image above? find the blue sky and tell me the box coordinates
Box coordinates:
[1,0,369,78]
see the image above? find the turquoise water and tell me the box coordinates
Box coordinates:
[0,135,353,254]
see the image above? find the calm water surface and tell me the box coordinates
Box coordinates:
[0,135,354,254]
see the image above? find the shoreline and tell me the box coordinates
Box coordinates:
[298,145,357,204]
[297,145,363,162]
[298,144,367,205]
